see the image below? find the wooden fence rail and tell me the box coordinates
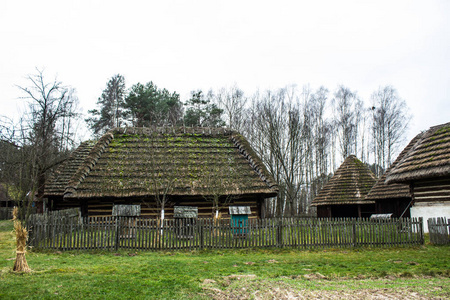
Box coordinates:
[428,217,450,245]
[26,215,424,251]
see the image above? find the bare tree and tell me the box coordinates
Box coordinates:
[310,87,330,178]
[371,86,410,173]
[301,86,332,211]
[141,131,178,235]
[332,86,362,161]
[0,122,35,219]
[202,154,242,221]
[244,87,305,217]
[17,69,79,204]
[0,69,79,272]
[216,85,246,132]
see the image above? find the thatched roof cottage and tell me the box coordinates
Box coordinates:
[365,132,425,218]
[311,155,377,218]
[385,122,450,231]
[44,127,278,219]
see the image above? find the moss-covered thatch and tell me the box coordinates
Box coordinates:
[366,132,425,200]
[311,155,377,206]
[386,122,450,184]
[46,127,278,200]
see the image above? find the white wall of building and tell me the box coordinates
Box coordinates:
[410,202,450,233]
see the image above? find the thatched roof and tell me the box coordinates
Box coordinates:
[365,132,424,200]
[44,141,96,196]
[45,127,278,199]
[311,155,377,206]
[386,122,450,184]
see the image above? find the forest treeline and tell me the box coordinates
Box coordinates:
[0,70,410,217]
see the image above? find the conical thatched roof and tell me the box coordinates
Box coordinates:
[365,132,424,200]
[311,155,377,206]
[386,122,450,184]
[45,127,278,199]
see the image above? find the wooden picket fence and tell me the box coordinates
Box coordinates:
[27,207,81,222]
[26,213,424,251]
[428,217,450,245]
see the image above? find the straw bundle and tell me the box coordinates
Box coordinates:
[12,207,31,273]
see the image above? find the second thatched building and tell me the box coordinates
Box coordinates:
[385,122,450,231]
[311,155,377,218]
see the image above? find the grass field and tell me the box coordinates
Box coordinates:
[1,219,449,299]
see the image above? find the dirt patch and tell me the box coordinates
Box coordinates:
[302,273,327,280]
[201,276,448,300]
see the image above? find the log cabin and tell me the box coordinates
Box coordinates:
[44,127,278,219]
[311,155,377,218]
[385,122,450,232]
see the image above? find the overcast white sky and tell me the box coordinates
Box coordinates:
[1,0,449,144]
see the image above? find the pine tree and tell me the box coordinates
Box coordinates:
[86,74,126,136]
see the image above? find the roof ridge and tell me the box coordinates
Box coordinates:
[230,132,278,193]
[111,126,234,136]
[44,140,95,195]
[64,130,114,198]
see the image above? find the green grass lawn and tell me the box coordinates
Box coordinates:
[1,220,449,299]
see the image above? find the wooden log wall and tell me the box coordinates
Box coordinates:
[53,196,261,219]
[413,177,450,203]
[26,216,424,251]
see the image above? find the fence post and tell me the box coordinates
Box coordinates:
[277,218,284,248]
[418,217,424,244]
[26,216,32,248]
[199,219,204,250]
[352,219,357,247]
[114,216,119,251]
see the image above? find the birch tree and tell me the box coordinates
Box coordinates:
[332,86,362,161]
[244,87,305,217]
[371,86,410,173]
[302,87,332,209]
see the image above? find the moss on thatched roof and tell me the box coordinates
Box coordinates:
[385,122,450,184]
[366,132,424,200]
[311,155,377,206]
[46,127,278,199]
